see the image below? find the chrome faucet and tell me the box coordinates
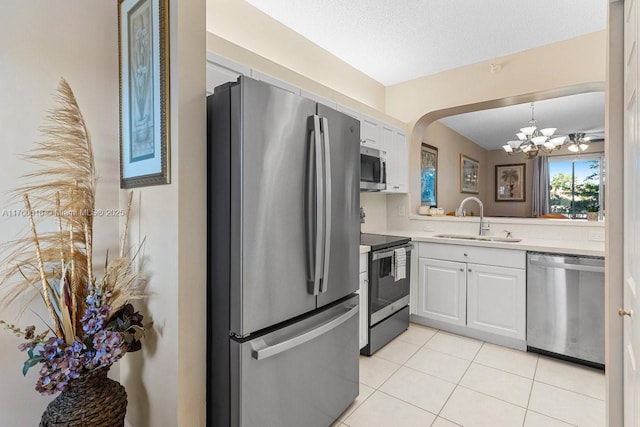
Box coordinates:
[458,196,490,236]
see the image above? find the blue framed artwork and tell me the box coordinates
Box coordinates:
[421,143,438,206]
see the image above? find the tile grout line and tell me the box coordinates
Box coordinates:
[523,354,540,427]
[455,383,529,410]
[371,327,436,392]
[429,340,485,421]
[377,327,464,425]
[360,325,602,427]
[526,408,580,427]
[471,358,538,381]
[531,378,606,402]
[376,389,440,421]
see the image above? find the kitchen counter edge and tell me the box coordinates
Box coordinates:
[364,230,604,258]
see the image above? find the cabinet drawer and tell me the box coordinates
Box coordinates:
[359,253,368,273]
[419,242,525,269]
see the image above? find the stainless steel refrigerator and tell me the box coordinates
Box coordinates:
[207,76,360,427]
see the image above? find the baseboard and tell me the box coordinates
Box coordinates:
[410,314,527,351]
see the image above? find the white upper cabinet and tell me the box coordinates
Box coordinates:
[383,128,408,193]
[251,70,301,95]
[206,52,249,95]
[381,125,394,154]
[360,115,381,150]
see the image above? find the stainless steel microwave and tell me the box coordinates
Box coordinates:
[360,146,386,191]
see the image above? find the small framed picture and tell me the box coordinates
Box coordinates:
[421,143,438,206]
[118,0,170,188]
[495,163,526,202]
[460,154,479,194]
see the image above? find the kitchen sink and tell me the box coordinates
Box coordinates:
[433,233,522,243]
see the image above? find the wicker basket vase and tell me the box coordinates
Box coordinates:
[40,367,127,427]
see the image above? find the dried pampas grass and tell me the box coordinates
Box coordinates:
[0,78,143,343]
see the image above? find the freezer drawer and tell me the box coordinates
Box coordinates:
[527,253,604,366]
[230,296,359,427]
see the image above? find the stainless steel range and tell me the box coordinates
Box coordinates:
[360,233,413,356]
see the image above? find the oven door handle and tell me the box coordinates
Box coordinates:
[371,243,414,261]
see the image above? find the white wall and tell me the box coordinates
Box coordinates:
[119,0,207,426]
[206,0,386,111]
[0,2,120,425]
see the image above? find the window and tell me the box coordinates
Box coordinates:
[549,155,604,219]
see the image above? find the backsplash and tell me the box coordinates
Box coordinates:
[360,192,388,233]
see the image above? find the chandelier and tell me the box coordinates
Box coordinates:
[566,133,590,153]
[502,103,567,159]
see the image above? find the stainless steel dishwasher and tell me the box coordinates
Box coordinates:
[526,252,605,368]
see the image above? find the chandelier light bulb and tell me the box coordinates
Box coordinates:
[567,144,579,153]
[520,126,536,136]
[508,140,522,149]
[540,128,556,137]
[516,132,526,141]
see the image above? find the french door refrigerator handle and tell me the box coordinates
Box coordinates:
[312,115,324,295]
[320,117,332,293]
[251,303,359,360]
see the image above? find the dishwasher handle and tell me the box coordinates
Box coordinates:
[528,257,604,273]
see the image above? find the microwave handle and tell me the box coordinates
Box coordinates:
[379,158,386,184]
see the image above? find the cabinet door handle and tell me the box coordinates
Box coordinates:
[459,268,464,272]
[463,253,468,257]
[468,268,472,272]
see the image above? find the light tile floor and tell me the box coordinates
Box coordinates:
[333,323,605,427]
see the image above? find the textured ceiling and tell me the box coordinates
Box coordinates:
[438,91,605,150]
[244,0,607,85]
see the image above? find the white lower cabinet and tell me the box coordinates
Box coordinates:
[466,263,526,340]
[358,253,369,350]
[417,258,466,326]
[416,243,526,345]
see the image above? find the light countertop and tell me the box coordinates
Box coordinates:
[368,229,604,257]
[359,245,371,254]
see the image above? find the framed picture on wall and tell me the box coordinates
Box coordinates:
[460,154,479,194]
[118,0,170,188]
[421,143,438,206]
[495,163,526,202]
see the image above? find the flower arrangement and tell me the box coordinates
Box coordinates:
[0,79,147,395]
